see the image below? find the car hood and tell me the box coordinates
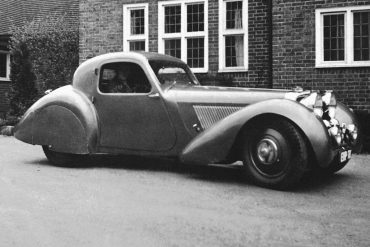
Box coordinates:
[164,85,296,105]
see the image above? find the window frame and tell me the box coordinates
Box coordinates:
[0,51,10,81]
[158,0,209,73]
[123,3,149,52]
[316,5,370,68]
[218,0,248,72]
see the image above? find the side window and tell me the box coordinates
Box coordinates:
[99,62,151,94]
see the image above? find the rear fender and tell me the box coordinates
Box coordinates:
[14,85,98,154]
[180,99,332,166]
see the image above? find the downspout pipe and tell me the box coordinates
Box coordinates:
[267,0,273,88]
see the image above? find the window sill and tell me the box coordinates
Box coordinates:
[218,67,248,73]
[315,62,370,68]
[0,78,10,82]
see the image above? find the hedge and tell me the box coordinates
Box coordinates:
[7,14,78,117]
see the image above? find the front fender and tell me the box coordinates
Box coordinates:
[14,85,98,154]
[180,99,332,166]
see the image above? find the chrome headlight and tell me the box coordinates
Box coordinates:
[299,92,324,117]
[299,92,318,107]
[327,106,336,119]
[313,94,323,117]
[347,124,355,132]
[329,126,339,136]
[346,124,358,143]
[322,91,337,119]
[313,107,323,117]
[334,134,342,146]
[322,91,336,106]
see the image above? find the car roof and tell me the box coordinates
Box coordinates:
[72,52,184,93]
[81,51,182,67]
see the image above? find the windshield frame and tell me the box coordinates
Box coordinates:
[149,59,200,90]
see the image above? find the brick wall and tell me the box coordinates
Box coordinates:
[0,81,10,117]
[272,0,370,113]
[79,0,272,88]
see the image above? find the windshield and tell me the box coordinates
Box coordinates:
[149,60,199,89]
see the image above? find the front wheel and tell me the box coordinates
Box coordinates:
[241,118,308,190]
[42,145,83,167]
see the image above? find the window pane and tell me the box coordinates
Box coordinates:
[187,38,204,68]
[354,11,370,61]
[129,41,145,51]
[226,1,243,29]
[165,39,181,58]
[99,62,151,94]
[130,9,145,35]
[0,53,7,78]
[323,14,345,61]
[187,3,204,32]
[165,5,181,33]
[225,35,244,67]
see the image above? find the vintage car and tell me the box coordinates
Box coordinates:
[14,52,360,189]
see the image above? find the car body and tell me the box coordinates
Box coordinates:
[14,52,360,189]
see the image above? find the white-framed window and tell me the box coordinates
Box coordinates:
[158,0,208,73]
[0,51,10,81]
[316,5,370,68]
[123,3,149,52]
[218,0,248,72]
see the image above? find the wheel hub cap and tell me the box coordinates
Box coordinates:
[256,138,279,165]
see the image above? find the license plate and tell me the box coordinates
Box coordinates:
[340,149,352,163]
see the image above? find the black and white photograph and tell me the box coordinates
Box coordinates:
[0,0,369,246]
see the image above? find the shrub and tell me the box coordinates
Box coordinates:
[7,40,38,117]
[7,14,79,118]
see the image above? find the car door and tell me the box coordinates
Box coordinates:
[94,61,176,152]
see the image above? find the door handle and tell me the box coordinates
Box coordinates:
[148,92,160,98]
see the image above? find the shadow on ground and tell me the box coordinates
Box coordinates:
[29,154,353,192]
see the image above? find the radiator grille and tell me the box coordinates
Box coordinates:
[193,105,244,129]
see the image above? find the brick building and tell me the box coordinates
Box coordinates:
[79,0,370,115]
[0,0,78,117]
[1,0,370,119]
[273,0,370,115]
[80,0,272,89]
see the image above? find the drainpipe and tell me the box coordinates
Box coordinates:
[267,0,273,88]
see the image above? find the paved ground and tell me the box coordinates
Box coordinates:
[0,136,369,247]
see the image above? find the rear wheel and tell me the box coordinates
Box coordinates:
[42,145,82,167]
[241,118,308,189]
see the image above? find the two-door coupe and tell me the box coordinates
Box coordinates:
[14,52,360,189]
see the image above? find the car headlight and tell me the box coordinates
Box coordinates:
[313,94,323,117]
[346,124,358,142]
[334,134,342,146]
[327,106,336,119]
[322,91,337,119]
[322,91,336,106]
[299,92,324,117]
[313,107,323,117]
[329,126,339,136]
[347,124,355,132]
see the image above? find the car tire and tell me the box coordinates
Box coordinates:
[241,118,308,190]
[42,145,82,167]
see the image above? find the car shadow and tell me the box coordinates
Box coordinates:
[90,155,249,185]
[29,155,249,184]
[293,171,353,192]
[28,155,353,191]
